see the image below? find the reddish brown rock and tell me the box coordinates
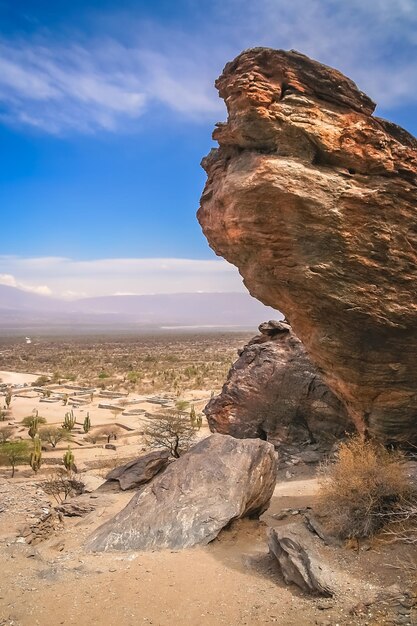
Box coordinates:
[205,321,353,450]
[198,48,417,444]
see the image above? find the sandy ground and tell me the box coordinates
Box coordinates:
[1,470,415,626]
[1,371,211,469]
[0,371,39,385]
[1,371,416,625]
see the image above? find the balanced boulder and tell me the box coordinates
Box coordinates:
[198,48,417,444]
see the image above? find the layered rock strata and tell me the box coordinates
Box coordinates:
[205,321,353,450]
[198,48,417,443]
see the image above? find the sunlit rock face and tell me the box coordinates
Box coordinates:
[198,48,417,444]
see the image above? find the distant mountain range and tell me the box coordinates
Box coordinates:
[0,285,281,334]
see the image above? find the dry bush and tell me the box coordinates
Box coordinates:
[88,425,125,444]
[0,426,14,443]
[39,426,71,448]
[144,412,197,458]
[41,469,84,504]
[382,500,417,545]
[317,436,413,540]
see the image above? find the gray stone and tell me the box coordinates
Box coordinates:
[268,524,333,596]
[86,434,277,552]
[56,501,95,517]
[204,326,353,451]
[105,449,170,490]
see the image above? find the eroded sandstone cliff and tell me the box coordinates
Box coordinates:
[198,48,417,443]
[205,321,353,450]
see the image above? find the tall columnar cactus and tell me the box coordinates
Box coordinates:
[63,409,76,431]
[30,434,42,473]
[190,404,197,427]
[83,412,91,433]
[63,445,75,471]
[28,416,39,439]
[5,390,12,409]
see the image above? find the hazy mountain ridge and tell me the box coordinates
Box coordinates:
[0,285,281,332]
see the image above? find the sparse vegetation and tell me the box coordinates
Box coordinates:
[83,413,91,433]
[29,434,42,473]
[42,469,83,503]
[32,375,50,387]
[0,333,247,395]
[0,426,14,443]
[62,410,76,431]
[144,412,197,458]
[5,389,12,409]
[318,436,413,540]
[90,425,124,444]
[63,445,75,471]
[21,413,47,428]
[39,426,70,448]
[0,440,30,477]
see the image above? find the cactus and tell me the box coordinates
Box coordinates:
[83,412,91,433]
[63,445,75,471]
[63,409,76,431]
[28,416,39,439]
[5,390,12,409]
[29,434,42,473]
[190,404,197,427]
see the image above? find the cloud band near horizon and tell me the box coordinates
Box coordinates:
[0,256,245,299]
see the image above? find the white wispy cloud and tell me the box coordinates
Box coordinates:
[0,272,52,295]
[0,0,415,134]
[0,256,245,299]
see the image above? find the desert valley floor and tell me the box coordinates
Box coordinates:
[0,334,416,626]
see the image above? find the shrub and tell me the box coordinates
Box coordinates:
[42,469,83,503]
[144,412,197,458]
[0,426,14,443]
[39,426,70,448]
[89,425,124,444]
[21,414,47,427]
[32,375,50,387]
[317,436,412,540]
[0,440,30,477]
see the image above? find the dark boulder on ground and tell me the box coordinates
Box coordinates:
[86,434,277,552]
[105,449,170,490]
[204,322,354,451]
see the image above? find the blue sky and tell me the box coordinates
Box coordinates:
[1,0,416,298]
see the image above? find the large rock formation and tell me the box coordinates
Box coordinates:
[205,320,353,450]
[198,48,417,444]
[86,434,276,552]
